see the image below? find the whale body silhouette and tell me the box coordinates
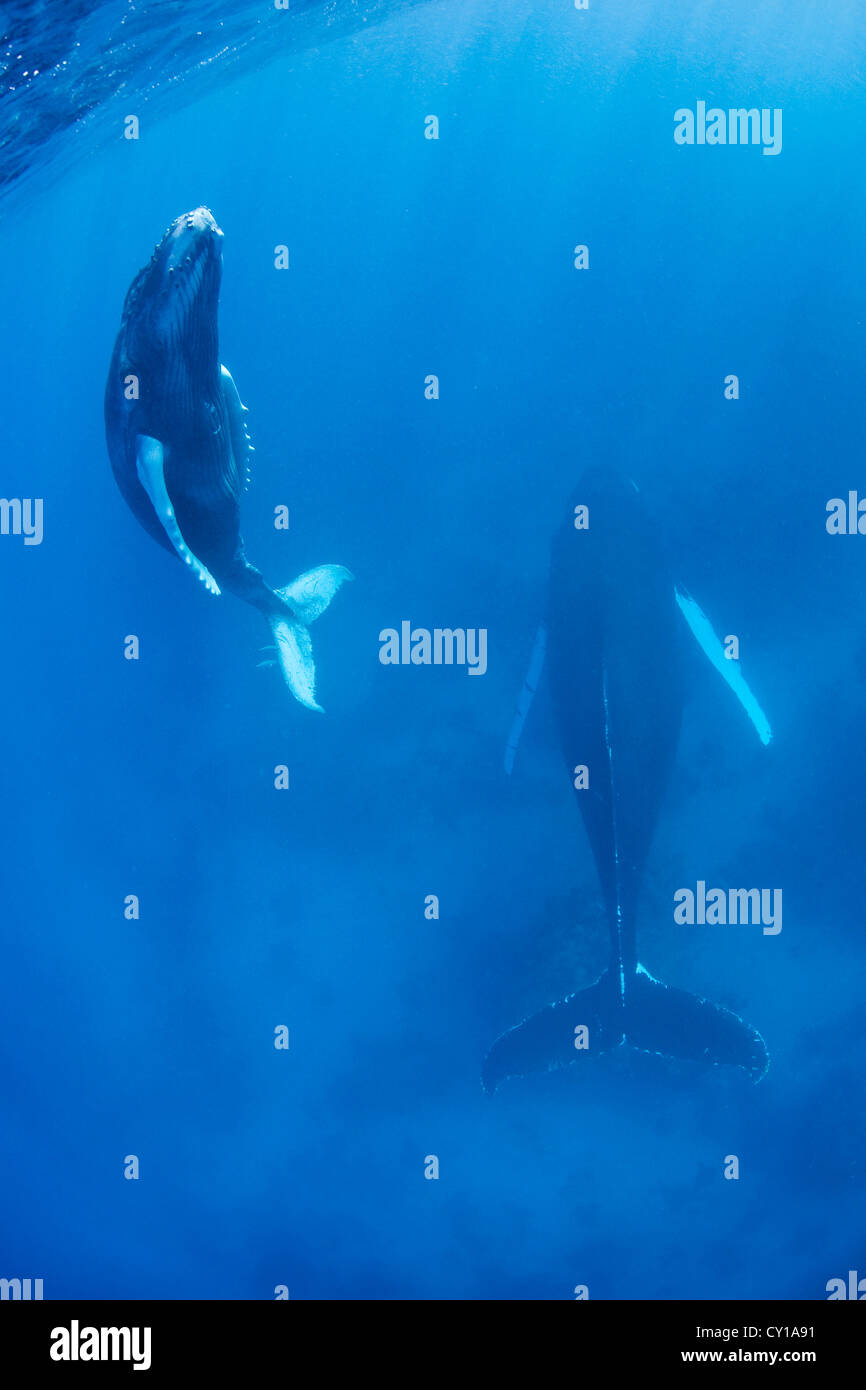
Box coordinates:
[105,206,351,711]
[485,470,769,1092]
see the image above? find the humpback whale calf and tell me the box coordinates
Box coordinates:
[484,469,770,1092]
[105,207,351,711]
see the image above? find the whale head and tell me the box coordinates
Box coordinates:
[124,206,224,370]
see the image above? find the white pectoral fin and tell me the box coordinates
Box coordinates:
[504,622,548,775]
[269,616,323,712]
[134,434,220,595]
[674,586,772,746]
[276,564,354,625]
[220,364,254,490]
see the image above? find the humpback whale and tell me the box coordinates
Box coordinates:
[484,469,770,1092]
[104,207,351,711]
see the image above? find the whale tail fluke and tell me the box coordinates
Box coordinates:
[482,974,621,1095]
[482,966,768,1094]
[267,564,354,712]
[623,967,769,1077]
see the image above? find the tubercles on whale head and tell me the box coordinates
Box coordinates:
[162,206,223,274]
[128,205,225,366]
[140,206,224,351]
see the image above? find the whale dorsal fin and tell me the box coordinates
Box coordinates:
[134,434,221,595]
[674,586,772,745]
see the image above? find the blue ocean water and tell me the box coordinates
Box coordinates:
[1,0,865,1300]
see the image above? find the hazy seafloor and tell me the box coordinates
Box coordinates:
[0,0,864,1299]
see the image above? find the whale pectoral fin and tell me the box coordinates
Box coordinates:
[674,585,772,745]
[504,622,547,776]
[220,364,253,493]
[134,434,221,596]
